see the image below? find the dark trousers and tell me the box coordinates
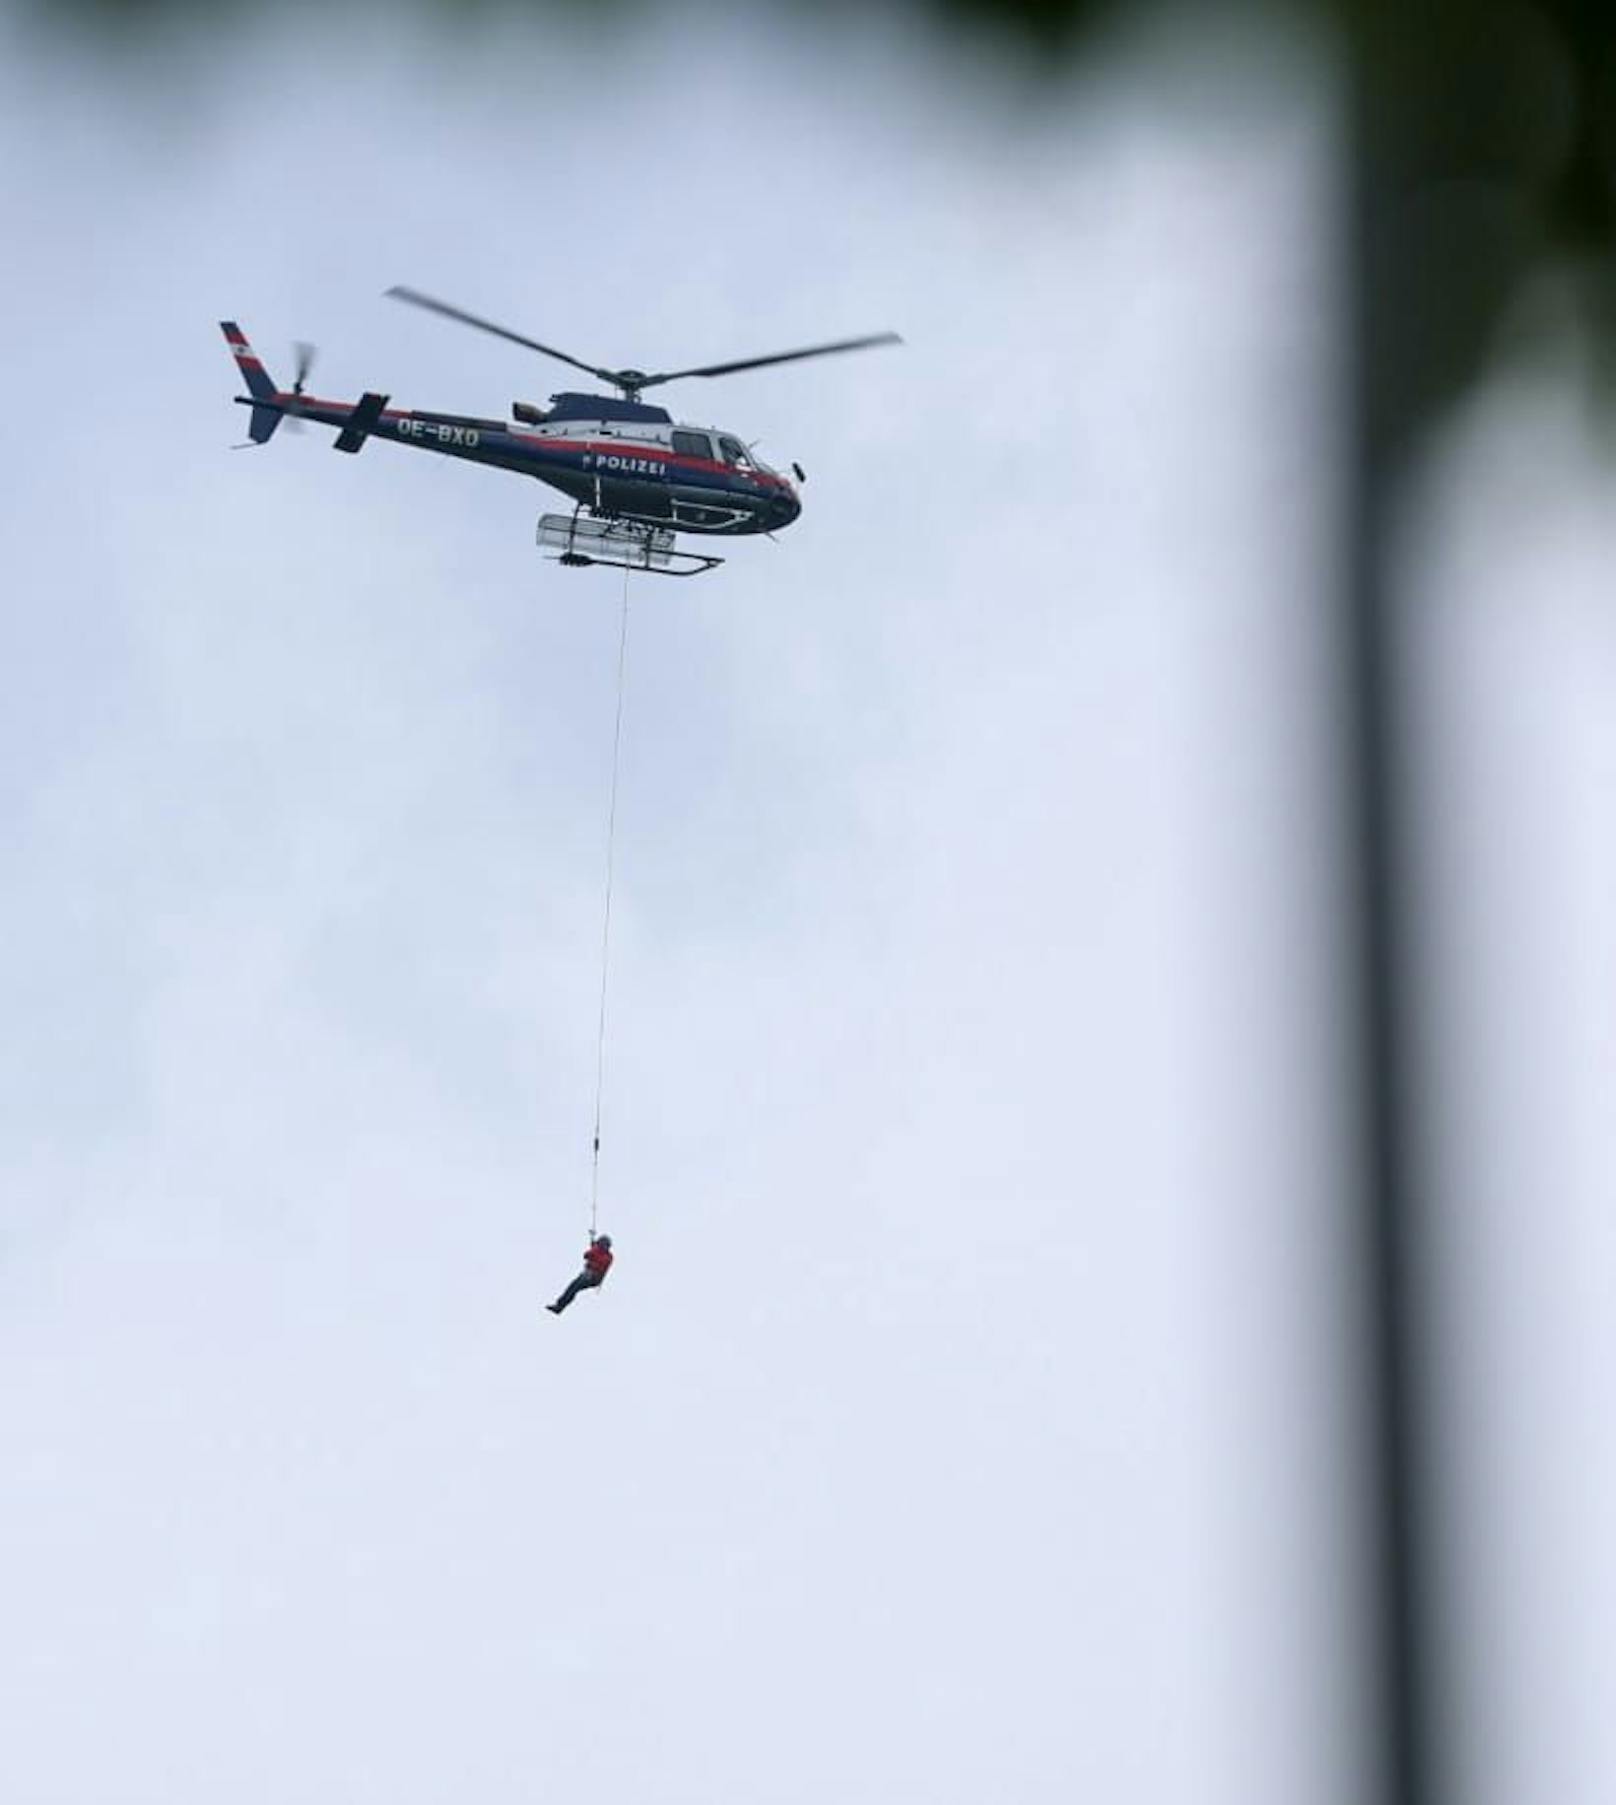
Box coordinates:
[551,1270,603,1313]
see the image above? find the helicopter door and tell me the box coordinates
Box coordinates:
[666,428,726,528]
[590,432,675,525]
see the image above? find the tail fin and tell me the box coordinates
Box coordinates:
[220,321,283,444]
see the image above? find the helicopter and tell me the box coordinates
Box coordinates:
[222,286,901,577]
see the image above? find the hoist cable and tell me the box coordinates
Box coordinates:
[588,565,631,1239]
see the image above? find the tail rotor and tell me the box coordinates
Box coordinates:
[285,341,318,430]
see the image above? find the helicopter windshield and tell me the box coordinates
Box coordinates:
[722,429,776,472]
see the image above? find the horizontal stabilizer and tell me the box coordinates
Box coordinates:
[333,391,391,454]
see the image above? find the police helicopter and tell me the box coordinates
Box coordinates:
[222,286,901,577]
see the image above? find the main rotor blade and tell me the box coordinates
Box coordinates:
[638,331,904,389]
[385,285,613,384]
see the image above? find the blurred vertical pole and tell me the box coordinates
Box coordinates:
[1342,25,1437,1805]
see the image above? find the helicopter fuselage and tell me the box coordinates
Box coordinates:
[240,377,801,537]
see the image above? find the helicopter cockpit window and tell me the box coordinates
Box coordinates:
[672,430,712,460]
[717,436,754,470]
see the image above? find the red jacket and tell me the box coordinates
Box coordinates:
[583,1240,614,1279]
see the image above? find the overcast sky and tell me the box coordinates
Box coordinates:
[1,6,1612,1803]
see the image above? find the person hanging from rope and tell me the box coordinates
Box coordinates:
[546,1234,614,1315]
[552,580,626,1323]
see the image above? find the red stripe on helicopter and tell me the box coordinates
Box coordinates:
[279,405,790,489]
[509,431,790,487]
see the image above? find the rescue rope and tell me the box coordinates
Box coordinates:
[588,565,631,1239]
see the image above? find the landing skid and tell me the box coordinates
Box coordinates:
[537,510,723,579]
